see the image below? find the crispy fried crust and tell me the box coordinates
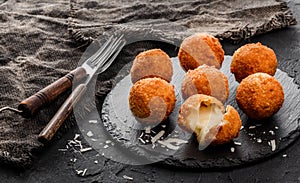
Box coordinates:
[213,105,242,145]
[230,42,278,83]
[129,77,176,124]
[181,65,229,103]
[130,49,173,83]
[199,33,224,64]
[178,33,224,71]
[236,73,284,120]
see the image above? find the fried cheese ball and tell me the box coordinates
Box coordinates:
[230,42,278,83]
[130,49,173,83]
[178,94,242,146]
[236,73,284,120]
[178,33,224,71]
[181,65,229,103]
[129,77,176,125]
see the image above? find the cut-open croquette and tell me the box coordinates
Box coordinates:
[178,94,242,146]
[178,33,224,71]
[230,42,278,83]
[236,73,284,120]
[130,49,173,83]
[129,77,176,125]
[181,65,229,103]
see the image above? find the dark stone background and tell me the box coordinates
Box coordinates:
[0,0,299,182]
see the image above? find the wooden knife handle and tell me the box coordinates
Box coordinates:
[18,67,87,117]
[38,83,87,143]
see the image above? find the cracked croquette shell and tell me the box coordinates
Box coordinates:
[178,94,242,145]
[181,65,229,103]
[230,42,277,83]
[130,49,173,83]
[129,77,176,125]
[236,73,284,120]
[178,33,224,71]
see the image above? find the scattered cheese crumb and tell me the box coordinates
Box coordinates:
[89,120,98,124]
[139,132,144,138]
[105,140,112,144]
[74,134,80,141]
[275,126,279,130]
[82,168,87,176]
[257,138,262,143]
[70,158,77,163]
[234,142,242,146]
[240,126,244,130]
[282,154,287,158]
[270,140,276,151]
[249,126,256,129]
[151,130,165,144]
[103,145,109,149]
[80,147,93,153]
[123,175,133,181]
[269,130,275,135]
[76,170,83,175]
[230,147,235,153]
[87,131,94,137]
[161,125,166,128]
[157,138,188,151]
[94,160,98,164]
[138,138,146,144]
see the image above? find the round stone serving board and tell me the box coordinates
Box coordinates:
[98,55,300,169]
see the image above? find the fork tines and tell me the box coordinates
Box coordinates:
[90,35,126,69]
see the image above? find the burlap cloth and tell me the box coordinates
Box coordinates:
[0,0,296,168]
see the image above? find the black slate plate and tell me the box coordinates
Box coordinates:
[99,55,300,169]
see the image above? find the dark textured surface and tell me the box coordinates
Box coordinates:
[0,0,299,182]
[0,0,296,168]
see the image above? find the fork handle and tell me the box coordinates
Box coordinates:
[38,83,87,142]
[18,67,87,117]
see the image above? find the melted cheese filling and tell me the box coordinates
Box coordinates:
[187,102,224,148]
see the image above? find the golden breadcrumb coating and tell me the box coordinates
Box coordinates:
[178,33,224,71]
[129,77,176,125]
[236,73,284,120]
[230,42,278,83]
[130,49,173,83]
[181,65,229,103]
[213,105,242,145]
[199,33,224,64]
[178,94,242,146]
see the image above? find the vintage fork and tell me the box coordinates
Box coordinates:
[38,35,126,142]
